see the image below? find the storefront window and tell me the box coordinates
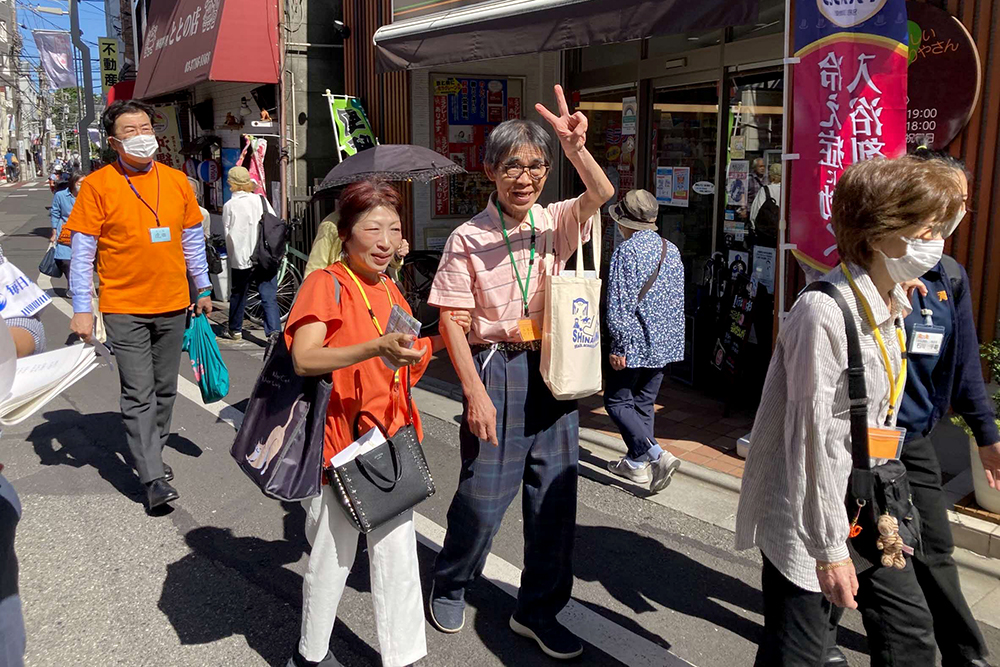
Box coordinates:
[649,83,720,291]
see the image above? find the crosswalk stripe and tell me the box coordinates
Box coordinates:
[34,271,696,667]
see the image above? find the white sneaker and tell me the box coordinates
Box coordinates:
[606,457,652,484]
[649,451,682,493]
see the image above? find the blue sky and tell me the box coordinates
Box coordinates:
[16,0,112,95]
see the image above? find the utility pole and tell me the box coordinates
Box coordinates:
[69,0,94,172]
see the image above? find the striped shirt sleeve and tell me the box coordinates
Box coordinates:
[781,293,852,563]
[427,229,476,310]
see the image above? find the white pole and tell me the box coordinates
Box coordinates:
[776,0,794,339]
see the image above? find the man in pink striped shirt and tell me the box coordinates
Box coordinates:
[427,85,614,661]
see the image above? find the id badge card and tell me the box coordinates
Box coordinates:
[909,324,945,356]
[518,318,542,342]
[149,227,172,244]
[868,426,906,460]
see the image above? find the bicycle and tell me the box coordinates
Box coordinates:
[244,223,305,326]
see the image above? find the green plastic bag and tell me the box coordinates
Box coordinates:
[182,314,230,403]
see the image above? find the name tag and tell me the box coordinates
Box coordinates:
[149,227,171,244]
[517,318,542,342]
[909,324,945,356]
[868,426,905,460]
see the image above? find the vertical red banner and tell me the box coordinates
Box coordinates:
[786,0,909,272]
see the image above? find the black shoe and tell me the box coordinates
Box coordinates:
[824,646,848,666]
[286,649,342,667]
[146,479,179,510]
[510,615,583,660]
[163,464,173,482]
[966,660,995,667]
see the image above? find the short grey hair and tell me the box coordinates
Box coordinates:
[483,120,553,173]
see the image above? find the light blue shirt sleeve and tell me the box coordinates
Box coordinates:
[182,226,211,291]
[50,192,63,230]
[70,232,97,313]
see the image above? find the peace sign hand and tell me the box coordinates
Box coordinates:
[535,84,588,156]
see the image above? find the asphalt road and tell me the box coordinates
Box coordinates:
[0,180,997,667]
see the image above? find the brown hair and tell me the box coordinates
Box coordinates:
[833,155,965,267]
[336,179,402,243]
[229,180,256,194]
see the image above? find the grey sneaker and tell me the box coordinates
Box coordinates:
[606,457,652,484]
[219,329,242,341]
[649,451,682,493]
[286,649,342,667]
[428,582,465,633]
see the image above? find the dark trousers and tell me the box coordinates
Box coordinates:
[0,474,24,667]
[55,259,71,284]
[433,349,579,623]
[228,267,280,336]
[604,366,665,460]
[755,553,936,666]
[903,435,988,665]
[103,311,187,484]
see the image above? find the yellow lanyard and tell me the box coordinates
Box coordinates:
[341,261,399,384]
[841,263,907,424]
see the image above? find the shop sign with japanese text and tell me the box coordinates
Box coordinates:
[786,0,909,271]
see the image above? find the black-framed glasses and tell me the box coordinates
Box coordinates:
[503,162,549,180]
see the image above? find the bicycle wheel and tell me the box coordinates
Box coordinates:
[398,253,441,334]
[245,264,301,326]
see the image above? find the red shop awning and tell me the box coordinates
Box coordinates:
[133,0,280,100]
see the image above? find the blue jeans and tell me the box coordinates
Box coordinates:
[603,366,665,460]
[228,267,280,336]
[433,349,579,624]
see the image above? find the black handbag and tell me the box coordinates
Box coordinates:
[38,245,61,278]
[230,333,331,501]
[328,367,435,534]
[804,282,921,573]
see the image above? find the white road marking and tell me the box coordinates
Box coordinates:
[35,272,695,667]
[9,194,26,198]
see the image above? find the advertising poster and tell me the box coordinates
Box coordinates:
[329,96,377,159]
[752,246,777,295]
[152,105,183,170]
[671,167,690,208]
[431,76,523,216]
[98,38,119,93]
[655,166,673,205]
[621,96,637,136]
[786,0,908,271]
[726,160,749,208]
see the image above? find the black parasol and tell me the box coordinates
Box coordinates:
[316,144,466,191]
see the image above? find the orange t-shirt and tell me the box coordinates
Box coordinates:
[63,162,204,314]
[283,262,433,466]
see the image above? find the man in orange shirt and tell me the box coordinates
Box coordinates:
[65,100,213,511]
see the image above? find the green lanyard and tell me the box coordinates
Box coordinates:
[496,201,536,317]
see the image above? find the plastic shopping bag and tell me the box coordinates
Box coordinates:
[182,313,230,403]
[38,245,61,278]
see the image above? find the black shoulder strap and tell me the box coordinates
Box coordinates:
[763,184,774,204]
[638,239,668,303]
[802,282,870,472]
[938,254,964,304]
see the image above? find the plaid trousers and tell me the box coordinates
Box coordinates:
[433,348,579,623]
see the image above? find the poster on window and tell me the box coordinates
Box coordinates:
[431,75,523,217]
[671,167,690,208]
[786,0,908,272]
[726,160,749,208]
[655,167,673,205]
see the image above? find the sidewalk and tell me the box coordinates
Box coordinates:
[423,353,754,478]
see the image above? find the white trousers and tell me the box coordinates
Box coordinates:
[299,486,427,667]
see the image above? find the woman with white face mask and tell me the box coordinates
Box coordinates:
[736,155,966,666]
[820,152,1000,667]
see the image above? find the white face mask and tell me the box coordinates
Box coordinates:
[117,134,159,160]
[878,237,944,283]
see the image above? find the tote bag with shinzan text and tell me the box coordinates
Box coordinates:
[541,212,603,400]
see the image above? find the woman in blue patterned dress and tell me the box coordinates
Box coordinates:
[603,189,686,493]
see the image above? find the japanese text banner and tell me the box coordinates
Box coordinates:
[787,0,909,272]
